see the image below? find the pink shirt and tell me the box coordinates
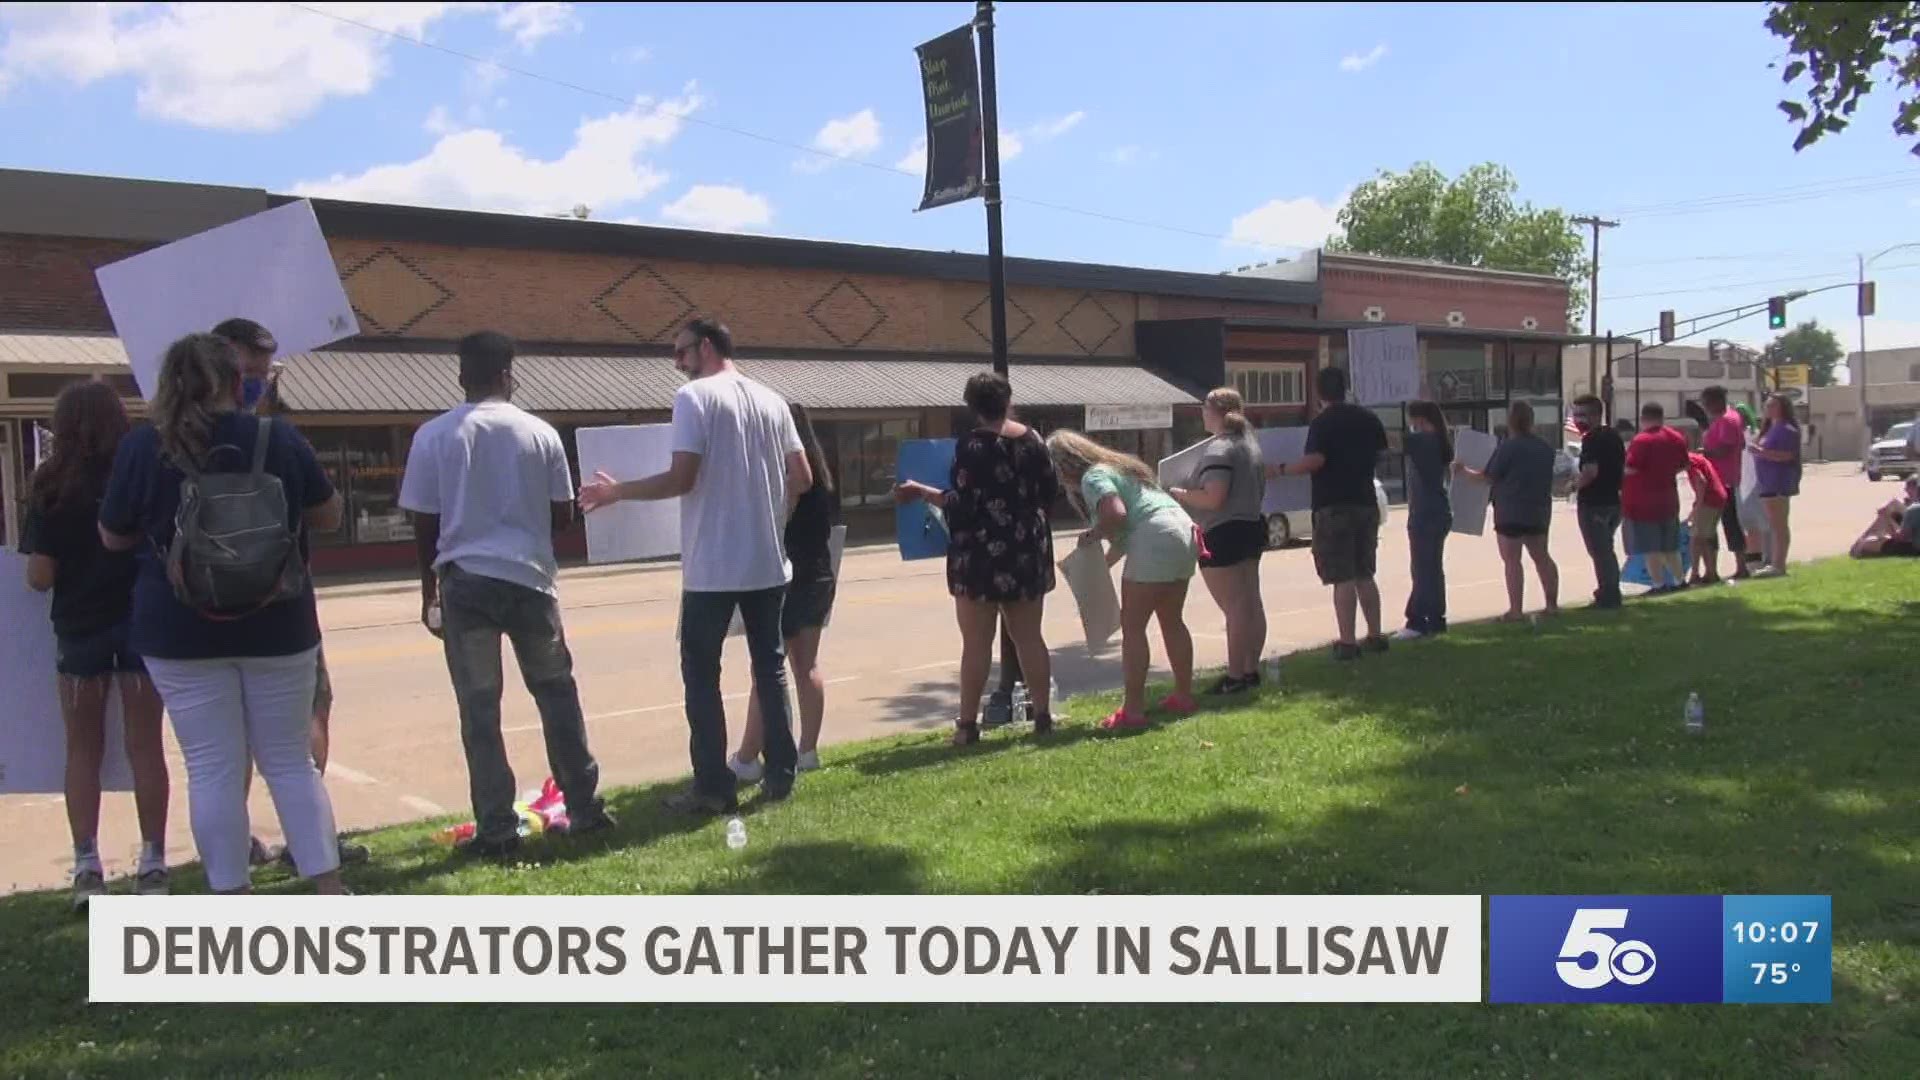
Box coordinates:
[1702,411,1745,489]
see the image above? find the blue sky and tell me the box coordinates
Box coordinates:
[3,2,1917,356]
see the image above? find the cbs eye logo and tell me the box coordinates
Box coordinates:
[1555,908,1658,989]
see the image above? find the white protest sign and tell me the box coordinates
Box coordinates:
[1448,428,1497,537]
[88,893,1482,1003]
[1255,427,1311,514]
[1737,447,1770,549]
[1156,438,1209,489]
[0,552,134,794]
[577,424,680,564]
[1348,325,1420,407]
[94,201,359,398]
[1060,541,1120,651]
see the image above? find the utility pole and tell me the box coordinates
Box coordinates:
[1572,215,1619,400]
[976,0,1023,720]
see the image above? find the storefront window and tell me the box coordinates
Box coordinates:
[305,426,415,545]
[830,417,921,508]
[1431,344,1491,404]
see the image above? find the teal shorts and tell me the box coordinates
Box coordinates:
[1123,510,1199,584]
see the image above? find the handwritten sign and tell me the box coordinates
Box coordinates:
[1348,325,1420,407]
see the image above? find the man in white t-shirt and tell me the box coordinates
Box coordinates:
[400,331,611,856]
[580,318,811,814]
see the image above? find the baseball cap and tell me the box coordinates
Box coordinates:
[210,317,277,355]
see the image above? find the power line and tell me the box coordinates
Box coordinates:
[1609,169,1920,216]
[1616,176,1920,221]
[1601,263,1920,302]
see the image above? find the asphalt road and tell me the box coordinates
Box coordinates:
[0,464,1894,894]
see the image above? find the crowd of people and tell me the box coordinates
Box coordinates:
[19,316,1821,906]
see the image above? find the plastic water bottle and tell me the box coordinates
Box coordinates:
[725,817,747,851]
[1048,677,1063,718]
[1684,692,1705,736]
[1261,654,1283,685]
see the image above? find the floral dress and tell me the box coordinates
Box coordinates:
[944,428,1060,602]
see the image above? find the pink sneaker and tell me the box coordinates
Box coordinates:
[1098,708,1150,731]
[1158,693,1198,717]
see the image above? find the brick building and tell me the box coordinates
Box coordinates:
[0,168,1584,570]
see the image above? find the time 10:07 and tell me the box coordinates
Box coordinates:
[1732,921,1820,944]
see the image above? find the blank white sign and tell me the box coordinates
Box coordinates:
[94,201,359,398]
[577,424,680,564]
[1256,426,1311,514]
[1449,428,1497,537]
[1060,540,1120,652]
[0,553,134,795]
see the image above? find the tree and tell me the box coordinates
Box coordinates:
[1768,319,1846,387]
[1767,2,1920,155]
[1328,162,1589,325]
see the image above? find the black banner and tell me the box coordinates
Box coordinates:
[914,24,984,211]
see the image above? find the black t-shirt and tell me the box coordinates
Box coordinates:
[785,481,840,585]
[1577,426,1626,508]
[18,495,137,637]
[1304,402,1388,510]
[99,416,333,661]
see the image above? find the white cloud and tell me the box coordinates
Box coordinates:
[1226,193,1347,250]
[1339,43,1388,73]
[660,185,773,232]
[893,130,1023,178]
[293,88,701,216]
[0,2,488,133]
[1105,145,1152,166]
[423,104,457,135]
[797,107,882,172]
[615,44,652,64]
[1031,110,1085,138]
[497,2,578,49]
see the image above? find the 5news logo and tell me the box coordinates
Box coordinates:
[1490,895,1831,1004]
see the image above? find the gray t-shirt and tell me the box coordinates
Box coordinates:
[1484,433,1556,531]
[1188,432,1265,530]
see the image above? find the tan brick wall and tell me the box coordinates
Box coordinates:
[330,237,1146,358]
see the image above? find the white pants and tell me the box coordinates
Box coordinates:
[143,648,339,892]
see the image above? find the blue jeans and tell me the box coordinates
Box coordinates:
[1578,504,1623,606]
[440,564,603,843]
[681,586,797,800]
[1404,517,1450,632]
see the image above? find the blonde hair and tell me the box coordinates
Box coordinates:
[152,333,241,469]
[1046,428,1156,487]
[1204,386,1251,437]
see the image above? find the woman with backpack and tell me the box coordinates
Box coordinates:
[98,333,348,895]
[21,380,171,910]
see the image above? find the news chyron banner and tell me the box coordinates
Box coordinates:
[89,895,1481,1004]
[1490,895,1833,1004]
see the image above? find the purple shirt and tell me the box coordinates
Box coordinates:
[1753,423,1801,497]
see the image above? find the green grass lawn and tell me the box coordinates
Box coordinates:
[3,558,1918,1078]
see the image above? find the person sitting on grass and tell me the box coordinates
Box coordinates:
[1851,476,1920,558]
[1621,402,1691,596]
[1046,429,1198,732]
[1684,449,1730,586]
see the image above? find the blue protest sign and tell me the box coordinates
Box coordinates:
[896,439,957,560]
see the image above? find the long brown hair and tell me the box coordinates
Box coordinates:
[790,402,834,495]
[28,380,129,515]
[1760,393,1798,438]
[1204,386,1251,438]
[1407,400,1452,462]
[152,333,241,470]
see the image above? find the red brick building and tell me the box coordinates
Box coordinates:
[0,169,1580,569]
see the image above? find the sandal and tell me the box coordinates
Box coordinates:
[951,719,980,747]
[1098,708,1149,731]
[1158,693,1198,717]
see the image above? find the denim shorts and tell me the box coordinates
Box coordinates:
[55,622,146,679]
[1624,518,1681,555]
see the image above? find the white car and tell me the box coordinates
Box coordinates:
[1867,421,1916,482]
[1265,478,1391,549]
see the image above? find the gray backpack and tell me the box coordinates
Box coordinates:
[166,417,310,617]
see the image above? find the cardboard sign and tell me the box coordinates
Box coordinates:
[577,424,680,564]
[94,201,358,397]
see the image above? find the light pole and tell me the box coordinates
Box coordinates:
[1857,243,1920,465]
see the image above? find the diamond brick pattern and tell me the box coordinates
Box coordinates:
[805,278,888,348]
[592,265,698,343]
[963,293,1035,348]
[339,247,455,335]
[1054,292,1122,355]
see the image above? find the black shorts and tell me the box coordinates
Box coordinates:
[782,579,837,638]
[1199,519,1266,569]
[1495,522,1549,539]
[1311,504,1380,586]
[55,622,145,679]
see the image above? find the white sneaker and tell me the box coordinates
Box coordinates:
[728,756,764,784]
[1393,627,1426,642]
[71,867,107,912]
[135,865,170,896]
[797,750,821,773]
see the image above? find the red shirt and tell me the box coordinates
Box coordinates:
[1622,425,1689,522]
[1701,411,1745,490]
[1686,452,1728,509]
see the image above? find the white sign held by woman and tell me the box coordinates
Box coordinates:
[0,553,134,794]
[1348,325,1419,406]
[1060,541,1120,651]
[1448,429,1498,536]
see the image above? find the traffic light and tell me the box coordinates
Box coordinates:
[1767,295,1788,329]
[1707,339,1720,365]
[1659,309,1676,342]
[1860,280,1877,317]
